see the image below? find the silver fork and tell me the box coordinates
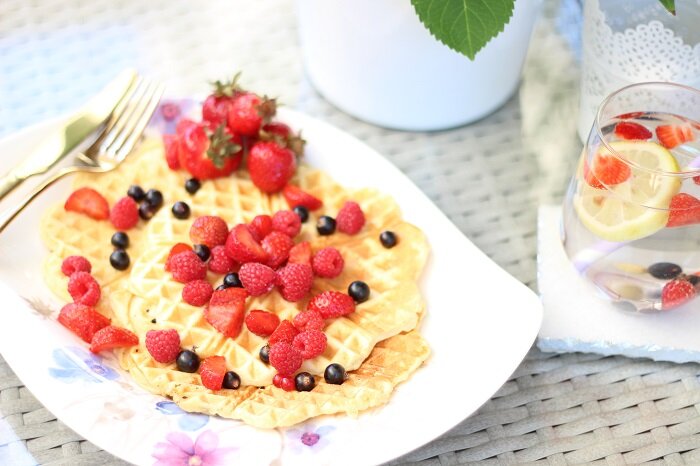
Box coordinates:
[0,77,165,234]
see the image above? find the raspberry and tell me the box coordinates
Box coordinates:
[292,330,327,359]
[272,373,296,391]
[165,243,192,271]
[67,271,101,306]
[262,231,294,269]
[208,245,237,274]
[169,250,207,283]
[277,263,313,302]
[145,329,181,363]
[110,196,139,230]
[61,255,92,276]
[269,342,303,376]
[311,247,344,278]
[182,279,214,306]
[89,325,138,354]
[58,303,110,343]
[288,241,312,266]
[268,320,299,346]
[272,210,301,237]
[249,215,273,242]
[199,355,227,391]
[190,216,229,247]
[336,201,365,234]
[238,262,277,296]
[292,310,325,332]
[245,310,281,337]
[307,291,355,319]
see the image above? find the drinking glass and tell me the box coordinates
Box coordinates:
[562,82,700,312]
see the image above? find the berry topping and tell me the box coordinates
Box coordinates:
[89,325,138,354]
[324,363,347,385]
[185,178,202,194]
[648,262,682,280]
[171,201,191,219]
[272,210,302,237]
[238,262,277,296]
[138,201,156,220]
[58,303,110,343]
[168,250,207,283]
[61,255,92,276]
[259,345,270,363]
[294,372,315,392]
[269,341,303,376]
[182,279,214,306]
[262,121,292,138]
[336,201,365,234]
[111,231,129,249]
[277,263,313,302]
[249,215,273,242]
[110,196,139,230]
[283,185,323,211]
[656,124,695,149]
[202,94,234,128]
[268,320,300,346]
[348,280,370,303]
[245,310,281,337]
[667,193,700,228]
[614,121,652,140]
[662,279,697,310]
[292,310,325,332]
[379,231,398,248]
[584,154,631,189]
[308,291,355,319]
[203,287,249,338]
[223,272,243,288]
[225,224,269,264]
[262,231,295,268]
[176,349,200,373]
[127,184,146,202]
[311,247,344,278]
[316,216,336,235]
[223,371,241,390]
[272,373,296,391]
[190,216,229,248]
[145,329,181,363]
[163,134,181,170]
[67,271,101,306]
[208,245,236,274]
[192,244,210,263]
[110,249,130,271]
[177,119,242,180]
[288,241,312,266]
[64,187,110,220]
[165,243,192,271]
[293,206,309,223]
[292,330,327,359]
[145,189,164,209]
[248,141,296,193]
[200,355,227,391]
[228,92,276,137]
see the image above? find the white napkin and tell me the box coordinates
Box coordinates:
[537,205,700,363]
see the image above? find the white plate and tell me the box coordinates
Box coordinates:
[0,102,542,466]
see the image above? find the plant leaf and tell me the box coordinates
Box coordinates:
[411,0,516,60]
[657,0,676,15]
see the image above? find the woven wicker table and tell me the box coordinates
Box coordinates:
[3,0,700,464]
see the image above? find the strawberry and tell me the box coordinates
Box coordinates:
[177,119,242,180]
[225,224,269,264]
[58,303,110,343]
[268,320,299,346]
[199,355,227,391]
[666,193,700,228]
[694,176,700,186]
[165,243,192,271]
[64,187,109,220]
[617,112,646,120]
[288,241,312,266]
[145,329,180,363]
[249,215,273,241]
[656,124,695,149]
[163,134,180,170]
[247,141,296,193]
[245,310,281,337]
[202,94,234,128]
[238,262,277,296]
[307,291,355,319]
[262,122,292,139]
[190,216,229,247]
[227,92,276,137]
[584,154,631,189]
[110,196,139,230]
[614,121,652,140]
[262,231,294,268]
[203,287,249,338]
[283,185,323,211]
[89,325,138,353]
[661,279,697,310]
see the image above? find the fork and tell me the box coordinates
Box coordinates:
[0,76,165,234]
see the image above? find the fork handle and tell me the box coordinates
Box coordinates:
[0,171,24,201]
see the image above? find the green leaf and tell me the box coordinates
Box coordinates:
[657,0,676,15]
[411,0,516,60]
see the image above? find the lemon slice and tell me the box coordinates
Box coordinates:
[573,141,681,242]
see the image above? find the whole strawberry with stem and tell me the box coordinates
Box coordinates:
[248,140,297,193]
[177,119,242,180]
[228,92,277,137]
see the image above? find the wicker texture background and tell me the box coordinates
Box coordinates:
[4,0,700,464]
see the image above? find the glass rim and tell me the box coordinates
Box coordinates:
[594,81,700,177]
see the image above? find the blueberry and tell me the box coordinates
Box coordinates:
[259,345,270,364]
[295,372,315,392]
[171,201,191,219]
[380,231,398,248]
[193,244,211,262]
[216,284,227,291]
[185,178,201,194]
[111,231,129,249]
[109,249,130,271]
[145,189,164,209]
[176,350,200,373]
[648,262,682,279]
[223,371,241,389]
[293,205,309,223]
[223,272,243,288]
[316,216,336,235]
[348,280,370,303]
[127,185,146,202]
[138,201,156,220]
[324,363,346,385]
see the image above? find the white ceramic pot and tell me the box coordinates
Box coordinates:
[296,0,542,131]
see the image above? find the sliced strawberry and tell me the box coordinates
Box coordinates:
[199,355,227,390]
[177,119,242,180]
[249,215,273,242]
[224,224,269,264]
[64,187,109,220]
[164,243,192,272]
[694,175,700,186]
[288,241,312,266]
[584,154,630,189]
[282,185,323,211]
[89,325,138,353]
[245,310,281,337]
[656,124,695,149]
[614,122,652,140]
[661,279,697,310]
[58,303,110,343]
[666,193,700,228]
[617,112,646,120]
[268,319,300,346]
[262,231,294,268]
[203,287,249,338]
